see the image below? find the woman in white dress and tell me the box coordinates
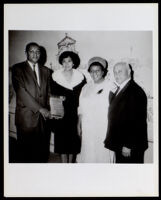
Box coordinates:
[77,57,115,163]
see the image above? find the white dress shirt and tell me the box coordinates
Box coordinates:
[28,60,40,86]
[116,78,131,95]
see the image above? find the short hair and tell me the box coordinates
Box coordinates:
[58,51,80,69]
[88,61,108,78]
[113,61,133,78]
[25,42,40,52]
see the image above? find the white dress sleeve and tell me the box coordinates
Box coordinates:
[78,85,86,115]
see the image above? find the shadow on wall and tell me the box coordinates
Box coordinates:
[39,46,47,66]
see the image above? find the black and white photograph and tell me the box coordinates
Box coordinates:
[9,30,153,164]
[4,3,158,197]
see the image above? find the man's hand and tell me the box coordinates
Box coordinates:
[122,146,131,157]
[39,108,50,120]
[49,114,63,120]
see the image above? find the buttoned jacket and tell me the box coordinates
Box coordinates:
[12,61,51,130]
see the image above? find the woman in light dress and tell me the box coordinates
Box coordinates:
[77,57,115,163]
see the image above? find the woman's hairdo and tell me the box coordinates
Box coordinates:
[59,51,80,69]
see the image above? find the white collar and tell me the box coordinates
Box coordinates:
[116,78,131,94]
[27,60,38,70]
[27,60,40,85]
[52,69,84,90]
[118,78,130,89]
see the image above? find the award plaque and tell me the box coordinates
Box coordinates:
[49,95,65,117]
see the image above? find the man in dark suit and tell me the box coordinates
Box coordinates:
[104,62,148,163]
[12,42,52,163]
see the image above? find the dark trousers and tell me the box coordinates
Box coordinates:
[16,121,51,163]
[116,150,145,163]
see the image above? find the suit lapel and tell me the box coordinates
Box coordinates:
[24,61,41,89]
[109,91,115,104]
[116,81,131,98]
[38,64,43,89]
[109,80,131,112]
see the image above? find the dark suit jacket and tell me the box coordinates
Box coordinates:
[12,61,51,131]
[104,79,148,152]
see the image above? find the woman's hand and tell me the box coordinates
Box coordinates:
[122,146,131,157]
[77,115,82,137]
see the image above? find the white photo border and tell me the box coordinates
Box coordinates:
[4,3,158,197]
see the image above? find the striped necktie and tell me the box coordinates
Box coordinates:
[115,85,120,96]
